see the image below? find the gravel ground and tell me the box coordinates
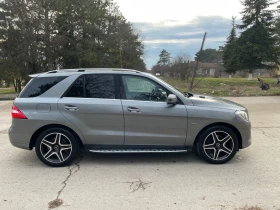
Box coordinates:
[0,97,279,210]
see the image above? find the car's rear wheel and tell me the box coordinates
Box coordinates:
[196,126,239,164]
[35,128,79,167]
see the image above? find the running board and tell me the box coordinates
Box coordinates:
[89,149,188,153]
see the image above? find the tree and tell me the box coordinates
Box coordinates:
[195,48,222,63]
[171,53,191,81]
[0,0,41,92]
[276,17,280,37]
[275,5,280,52]
[156,49,171,75]
[55,0,146,70]
[0,0,146,92]
[157,49,171,66]
[151,64,161,74]
[236,0,279,72]
[222,17,239,74]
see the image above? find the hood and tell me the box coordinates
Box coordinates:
[190,94,246,111]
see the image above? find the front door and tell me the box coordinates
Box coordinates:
[58,74,124,145]
[120,75,188,146]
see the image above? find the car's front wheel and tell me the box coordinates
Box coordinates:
[196,125,239,164]
[35,128,79,167]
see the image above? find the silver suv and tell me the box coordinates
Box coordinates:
[9,69,251,167]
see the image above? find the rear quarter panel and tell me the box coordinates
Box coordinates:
[13,97,87,146]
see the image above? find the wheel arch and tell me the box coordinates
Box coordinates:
[29,124,85,150]
[193,122,242,149]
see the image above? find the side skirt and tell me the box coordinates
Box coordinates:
[84,145,193,153]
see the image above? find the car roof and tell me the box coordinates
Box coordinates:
[30,68,143,78]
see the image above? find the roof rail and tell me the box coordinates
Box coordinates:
[46,68,141,73]
[112,69,141,73]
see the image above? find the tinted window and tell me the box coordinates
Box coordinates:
[19,77,67,98]
[85,75,115,99]
[121,76,168,102]
[65,76,84,98]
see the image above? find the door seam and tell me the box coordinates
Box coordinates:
[120,100,126,145]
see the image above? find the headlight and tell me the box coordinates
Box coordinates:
[235,110,249,121]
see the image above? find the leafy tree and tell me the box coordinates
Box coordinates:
[222,17,239,74]
[236,0,279,72]
[55,0,145,70]
[276,17,280,36]
[156,49,171,75]
[0,0,146,92]
[195,48,222,63]
[157,49,171,67]
[151,64,161,74]
[0,0,41,92]
[275,6,280,52]
[171,53,191,81]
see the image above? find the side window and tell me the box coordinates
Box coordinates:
[65,76,84,98]
[19,77,67,98]
[85,75,115,99]
[121,76,168,102]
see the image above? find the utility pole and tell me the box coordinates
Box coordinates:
[189,32,207,91]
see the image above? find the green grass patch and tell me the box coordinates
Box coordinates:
[0,88,17,94]
[161,77,280,97]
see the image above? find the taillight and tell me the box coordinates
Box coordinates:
[12,106,27,119]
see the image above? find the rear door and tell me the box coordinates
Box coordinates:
[58,74,124,145]
[120,75,188,146]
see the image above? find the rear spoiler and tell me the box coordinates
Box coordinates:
[29,73,44,78]
[29,70,64,78]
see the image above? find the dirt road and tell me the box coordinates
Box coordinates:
[0,97,279,210]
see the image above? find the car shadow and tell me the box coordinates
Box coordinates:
[10,148,243,168]
[78,149,203,166]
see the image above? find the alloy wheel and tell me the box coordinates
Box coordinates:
[40,133,72,163]
[203,131,234,161]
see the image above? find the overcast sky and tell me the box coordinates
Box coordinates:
[113,0,273,69]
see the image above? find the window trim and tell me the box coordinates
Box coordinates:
[114,75,121,99]
[82,75,86,98]
[118,74,127,99]
[118,74,183,104]
[62,75,85,98]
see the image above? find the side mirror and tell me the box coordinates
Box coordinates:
[167,94,177,105]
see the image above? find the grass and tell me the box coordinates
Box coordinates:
[0,88,16,94]
[161,77,280,97]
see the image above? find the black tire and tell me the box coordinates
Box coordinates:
[193,142,200,157]
[196,125,239,164]
[35,128,79,167]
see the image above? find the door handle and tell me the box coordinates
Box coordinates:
[64,105,78,111]
[127,106,141,113]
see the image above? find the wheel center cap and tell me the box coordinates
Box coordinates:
[216,143,221,149]
[53,145,60,152]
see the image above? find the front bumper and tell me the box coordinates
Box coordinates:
[237,120,251,149]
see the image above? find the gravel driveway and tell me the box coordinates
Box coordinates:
[0,97,279,210]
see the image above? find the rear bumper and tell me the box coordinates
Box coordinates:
[9,123,33,150]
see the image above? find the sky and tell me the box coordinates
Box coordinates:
[113,0,246,69]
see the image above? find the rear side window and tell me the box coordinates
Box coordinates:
[19,77,67,98]
[65,76,84,98]
[65,74,116,99]
[85,75,115,99]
